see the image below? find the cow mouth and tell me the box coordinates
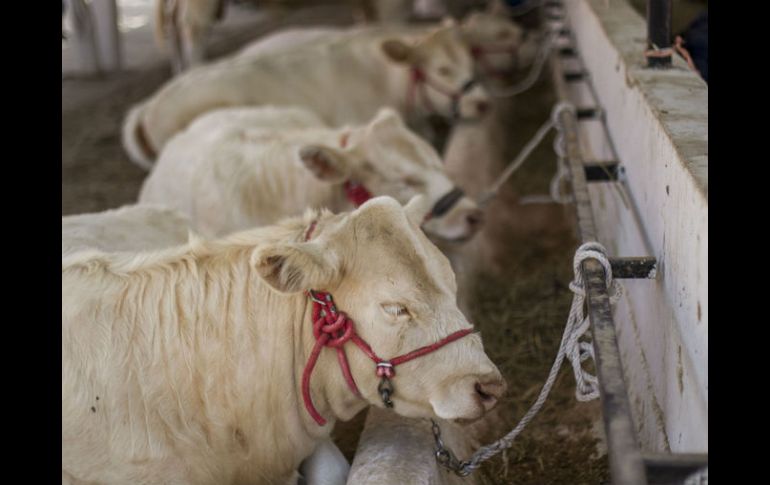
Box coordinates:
[439,234,476,244]
[451,412,488,426]
[428,229,481,244]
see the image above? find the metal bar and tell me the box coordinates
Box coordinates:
[647,0,672,68]
[609,257,657,279]
[643,453,708,484]
[550,37,649,485]
[557,19,657,256]
[583,260,648,485]
[564,71,585,82]
[585,161,619,182]
[576,107,599,120]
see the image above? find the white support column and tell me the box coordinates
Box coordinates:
[68,0,101,74]
[92,0,123,72]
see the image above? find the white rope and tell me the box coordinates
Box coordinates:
[684,466,708,485]
[519,115,574,205]
[485,30,558,98]
[478,102,574,207]
[439,242,621,475]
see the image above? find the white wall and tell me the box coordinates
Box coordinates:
[562,0,707,453]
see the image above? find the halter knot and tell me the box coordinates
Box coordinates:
[313,312,355,348]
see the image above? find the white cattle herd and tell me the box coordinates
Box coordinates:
[63,3,541,484]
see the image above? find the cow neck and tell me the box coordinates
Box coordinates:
[338,130,374,208]
[334,130,467,222]
[294,218,367,431]
[300,219,475,426]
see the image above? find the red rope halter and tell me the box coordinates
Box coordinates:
[338,131,374,208]
[343,181,373,207]
[300,222,474,426]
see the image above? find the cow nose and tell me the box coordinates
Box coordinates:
[476,100,489,114]
[466,209,484,229]
[474,379,505,412]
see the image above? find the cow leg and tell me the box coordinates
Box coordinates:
[182,23,208,69]
[298,439,350,485]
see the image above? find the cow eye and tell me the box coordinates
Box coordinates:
[437,65,452,77]
[381,303,411,319]
[404,176,425,188]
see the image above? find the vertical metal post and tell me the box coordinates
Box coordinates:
[646,0,672,68]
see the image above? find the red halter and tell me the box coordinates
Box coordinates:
[338,131,374,208]
[343,181,373,207]
[300,221,474,426]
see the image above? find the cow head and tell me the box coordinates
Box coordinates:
[380,23,491,120]
[253,196,505,422]
[459,11,539,79]
[296,108,484,242]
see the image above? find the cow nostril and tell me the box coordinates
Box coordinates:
[475,382,495,401]
[476,101,489,114]
[466,211,484,227]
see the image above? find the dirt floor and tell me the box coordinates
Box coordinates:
[62,3,609,483]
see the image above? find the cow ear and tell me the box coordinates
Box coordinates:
[367,107,405,139]
[252,243,339,294]
[297,145,350,183]
[381,39,415,63]
[371,107,404,127]
[441,15,457,28]
[405,194,431,226]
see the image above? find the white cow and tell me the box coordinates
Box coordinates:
[154,0,227,74]
[235,10,538,81]
[122,22,490,169]
[138,106,484,242]
[460,9,539,81]
[62,196,506,485]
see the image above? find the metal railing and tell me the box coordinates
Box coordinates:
[544,2,707,483]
